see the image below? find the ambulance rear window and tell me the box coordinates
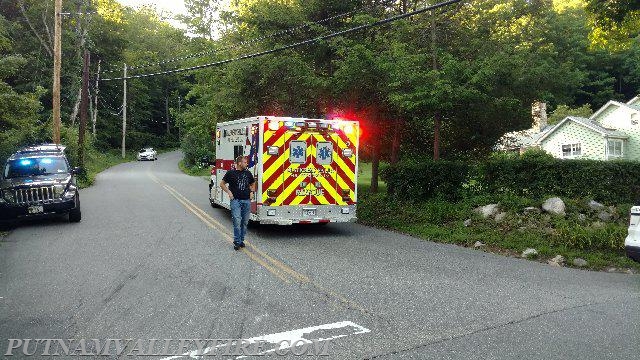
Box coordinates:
[316,142,333,165]
[289,141,307,164]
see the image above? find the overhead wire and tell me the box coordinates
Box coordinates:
[101,0,463,82]
[101,7,364,75]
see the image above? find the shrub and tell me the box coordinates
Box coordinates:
[385,157,640,204]
[384,160,470,201]
[482,158,640,204]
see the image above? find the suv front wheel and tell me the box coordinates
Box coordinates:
[69,194,82,223]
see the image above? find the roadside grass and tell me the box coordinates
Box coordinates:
[77,149,136,188]
[78,147,177,188]
[357,191,640,272]
[178,159,211,177]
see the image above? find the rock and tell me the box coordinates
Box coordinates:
[523,207,541,215]
[473,241,485,248]
[591,221,605,228]
[625,269,635,275]
[572,258,588,267]
[588,200,605,211]
[464,219,472,227]
[547,255,564,267]
[597,211,612,222]
[495,212,508,223]
[577,213,587,222]
[474,204,500,219]
[521,248,538,258]
[606,267,618,273]
[542,197,566,216]
[548,254,565,267]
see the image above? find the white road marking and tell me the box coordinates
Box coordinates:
[159,321,370,359]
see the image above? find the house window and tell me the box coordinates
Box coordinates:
[607,139,624,157]
[562,143,581,157]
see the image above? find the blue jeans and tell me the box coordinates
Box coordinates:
[230,199,251,246]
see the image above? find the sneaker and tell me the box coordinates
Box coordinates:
[234,245,240,251]
[239,243,246,248]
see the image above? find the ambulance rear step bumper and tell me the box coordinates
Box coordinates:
[252,204,357,225]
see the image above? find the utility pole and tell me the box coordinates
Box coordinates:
[92,59,100,136]
[122,63,127,159]
[53,0,62,144]
[78,50,89,167]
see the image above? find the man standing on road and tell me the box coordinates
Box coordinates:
[220,156,256,251]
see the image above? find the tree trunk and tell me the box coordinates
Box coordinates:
[70,86,82,127]
[390,119,401,165]
[431,7,441,160]
[370,109,381,193]
[18,0,52,57]
[78,50,89,167]
[434,112,441,160]
[165,94,170,134]
[371,141,380,193]
[93,59,101,136]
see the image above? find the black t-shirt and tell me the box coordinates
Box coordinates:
[222,169,255,200]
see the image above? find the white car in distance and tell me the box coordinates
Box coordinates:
[137,148,157,161]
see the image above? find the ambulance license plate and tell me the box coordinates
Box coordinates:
[28,206,44,215]
[303,208,317,217]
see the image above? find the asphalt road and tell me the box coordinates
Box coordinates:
[1,151,639,359]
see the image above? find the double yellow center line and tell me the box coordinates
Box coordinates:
[147,171,367,313]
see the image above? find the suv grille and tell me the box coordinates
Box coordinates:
[10,187,59,205]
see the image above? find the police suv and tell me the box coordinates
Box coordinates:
[0,144,82,223]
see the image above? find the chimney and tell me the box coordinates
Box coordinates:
[532,101,547,133]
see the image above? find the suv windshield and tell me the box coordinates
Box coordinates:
[4,157,69,179]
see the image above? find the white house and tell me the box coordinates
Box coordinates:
[498,96,640,160]
[536,96,640,160]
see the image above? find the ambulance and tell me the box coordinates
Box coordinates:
[209,116,359,225]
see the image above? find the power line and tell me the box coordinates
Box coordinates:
[101,0,462,82]
[102,7,363,74]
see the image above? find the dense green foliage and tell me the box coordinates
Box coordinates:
[0,0,191,165]
[176,0,640,165]
[384,160,470,201]
[1,0,639,170]
[384,155,640,204]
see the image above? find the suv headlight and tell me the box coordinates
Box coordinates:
[2,190,15,204]
[53,185,65,198]
[63,185,77,199]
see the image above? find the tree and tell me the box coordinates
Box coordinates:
[0,15,47,161]
[548,104,594,124]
